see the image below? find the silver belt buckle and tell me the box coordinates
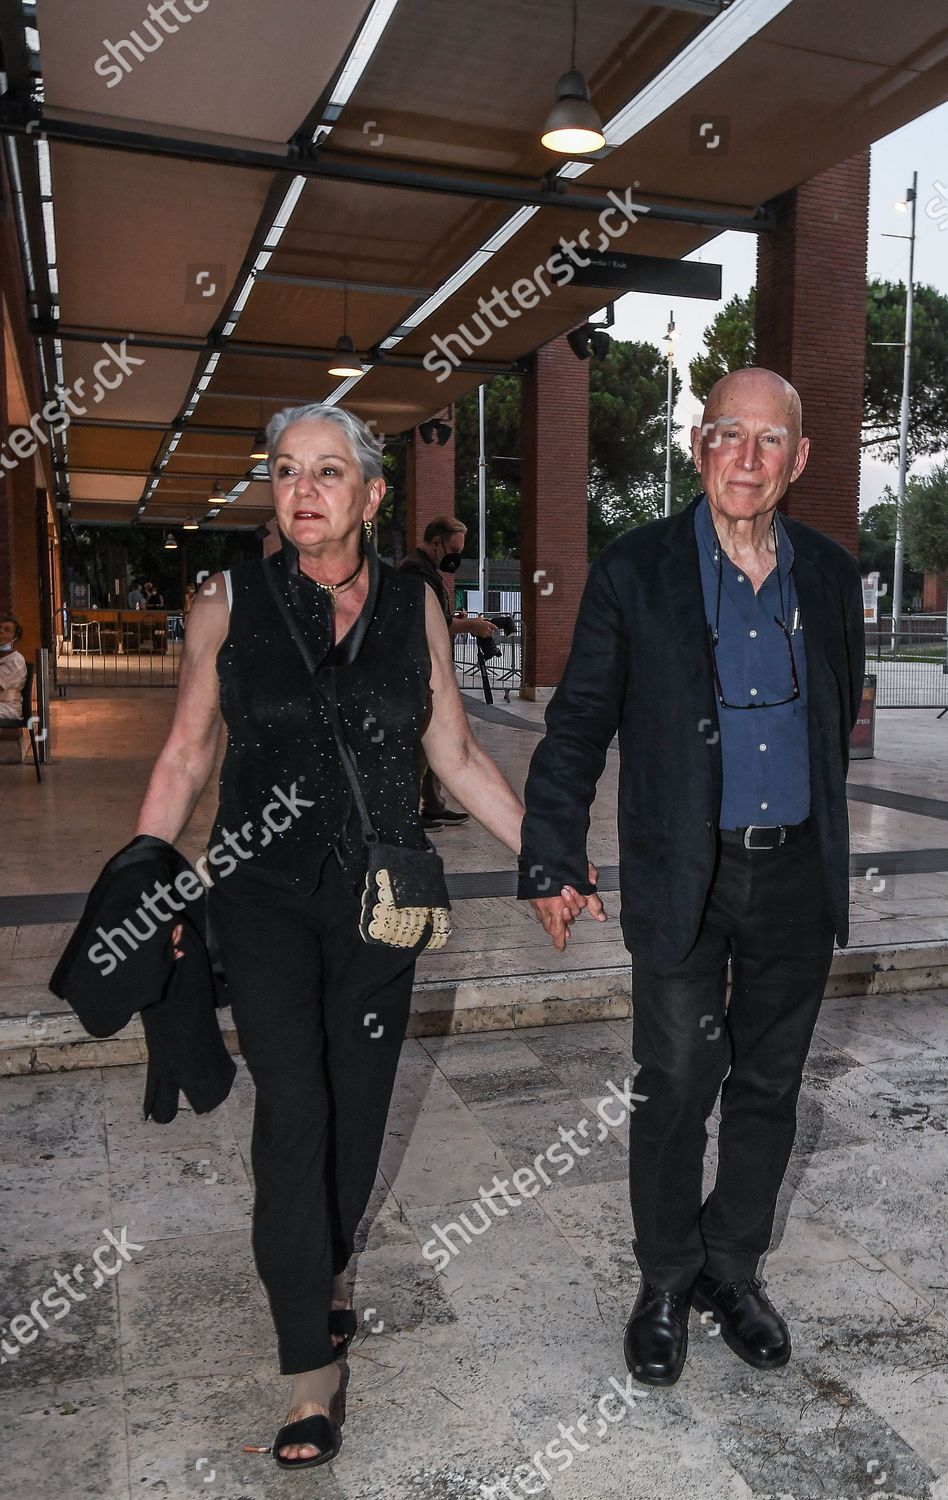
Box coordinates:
[742,825,786,850]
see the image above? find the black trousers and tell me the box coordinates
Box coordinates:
[628,828,835,1292]
[209,854,416,1373]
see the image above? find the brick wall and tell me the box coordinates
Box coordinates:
[1,151,49,654]
[405,427,456,549]
[520,336,589,693]
[756,151,870,556]
[922,571,947,614]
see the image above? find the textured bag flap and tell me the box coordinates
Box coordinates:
[368,842,450,910]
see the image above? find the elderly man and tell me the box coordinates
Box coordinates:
[518,368,864,1386]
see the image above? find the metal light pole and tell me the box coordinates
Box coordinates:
[891,171,917,641]
[663,310,676,517]
[477,383,487,608]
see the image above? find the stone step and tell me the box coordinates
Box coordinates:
[2,939,947,1076]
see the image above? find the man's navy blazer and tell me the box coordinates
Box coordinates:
[517,497,865,969]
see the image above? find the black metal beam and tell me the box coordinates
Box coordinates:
[31,321,525,376]
[0,110,774,234]
[653,0,723,14]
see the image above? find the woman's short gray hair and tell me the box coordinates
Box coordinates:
[265,404,383,482]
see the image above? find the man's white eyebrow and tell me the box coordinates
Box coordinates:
[705,417,790,436]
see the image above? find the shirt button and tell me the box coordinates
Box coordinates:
[737,574,745,582]
[760,801,768,811]
[759,743,767,752]
[750,688,758,697]
[749,629,757,639]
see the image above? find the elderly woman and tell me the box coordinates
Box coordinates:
[133,404,530,1468]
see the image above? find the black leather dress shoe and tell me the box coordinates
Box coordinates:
[623,1281,690,1386]
[691,1274,791,1370]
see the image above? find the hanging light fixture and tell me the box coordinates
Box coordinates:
[250,398,268,461]
[183,517,200,531]
[163,531,178,550]
[328,286,365,379]
[208,479,227,505]
[541,0,605,156]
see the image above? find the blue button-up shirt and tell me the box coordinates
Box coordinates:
[695,496,810,828]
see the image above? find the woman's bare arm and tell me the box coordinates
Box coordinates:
[134,575,230,843]
[420,588,523,854]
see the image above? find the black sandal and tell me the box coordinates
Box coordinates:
[269,1384,345,1470]
[329,1307,358,1359]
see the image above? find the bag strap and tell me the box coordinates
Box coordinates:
[262,556,379,846]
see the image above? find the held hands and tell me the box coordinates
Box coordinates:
[530,863,606,951]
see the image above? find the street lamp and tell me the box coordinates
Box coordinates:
[663,310,677,518]
[884,172,917,642]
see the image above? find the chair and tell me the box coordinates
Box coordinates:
[5,662,42,783]
[71,620,102,654]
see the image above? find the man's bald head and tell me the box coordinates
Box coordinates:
[690,366,810,529]
[702,368,802,443]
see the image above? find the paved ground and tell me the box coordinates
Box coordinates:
[1,992,947,1499]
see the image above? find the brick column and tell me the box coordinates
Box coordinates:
[755,151,869,556]
[520,335,589,695]
[405,426,456,549]
[0,283,10,617]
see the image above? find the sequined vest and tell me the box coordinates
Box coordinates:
[211,535,431,891]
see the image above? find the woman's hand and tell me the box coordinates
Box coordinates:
[530,863,606,951]
[171,923,184,960]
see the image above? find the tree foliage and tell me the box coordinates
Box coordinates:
[864,282,948,462]
[904,463,948,576]
[689,290,756,403]
[451,340,695,562]
[856,489,923,608]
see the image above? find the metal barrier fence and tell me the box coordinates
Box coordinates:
[54,632,182,689]
[865,625,948,708]
[453,614,522,701]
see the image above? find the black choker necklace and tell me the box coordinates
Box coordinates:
[303,553,364,600]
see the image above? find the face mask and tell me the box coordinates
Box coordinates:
[438,551,462,574]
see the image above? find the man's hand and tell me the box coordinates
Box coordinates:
[466,616,498,639]
[530,863,606,951]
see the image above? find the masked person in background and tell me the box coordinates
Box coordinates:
[399,516,498,828]
[0,615,27,721]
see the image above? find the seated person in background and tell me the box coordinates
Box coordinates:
[0,615,27,721]
[142,580,164,609]
[128,582,146,609]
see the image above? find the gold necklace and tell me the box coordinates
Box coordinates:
[303,553,364,600]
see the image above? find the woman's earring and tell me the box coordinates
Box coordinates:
[364,519,373,539]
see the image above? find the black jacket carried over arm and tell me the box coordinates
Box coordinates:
[49,836,235,1122]
[517,497,865,969]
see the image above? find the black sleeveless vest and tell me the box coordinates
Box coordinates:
[212,533,431,891]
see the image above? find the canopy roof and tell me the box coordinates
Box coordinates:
[2,0,947,526]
